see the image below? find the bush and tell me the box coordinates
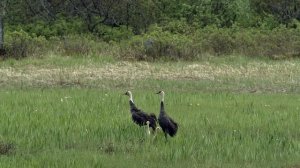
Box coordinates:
[121,26,200,61]
[197,27,235,56]
[233,27,300,59]
[94,25,134,42]
[27,18,84,38]
[123,27,187,60]
[55,35,120,58]
[3,23,300,61]
[120,25,300,61]
[4,30,48,59]
[161,20,194,35]
[60,35,93,57]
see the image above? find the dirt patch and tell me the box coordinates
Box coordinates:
[0,142,15,155]
[288,164,300,168]
[98,142,115,155]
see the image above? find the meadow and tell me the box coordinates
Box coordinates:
[0,56,299,167]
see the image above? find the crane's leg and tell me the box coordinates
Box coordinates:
[145,122,151,136]
[164,133,168,142]
[152,127,161,140]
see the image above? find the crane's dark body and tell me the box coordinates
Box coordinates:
[158,101,178,139]
[129,100,157,130]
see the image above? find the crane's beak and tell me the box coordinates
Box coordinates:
[156,91,160,94]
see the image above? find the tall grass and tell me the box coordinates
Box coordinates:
[0,88,299,167]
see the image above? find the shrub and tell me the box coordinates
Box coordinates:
[161,19,194,35]
[199,28,235,56]
[3,23,300,61]
[121,26,200,61]
[233,27,300,59]
[25,18,85,38]
[94,25,134,42]
[60,35,94,57]
[4,30,48,59]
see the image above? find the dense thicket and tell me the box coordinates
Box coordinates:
[3,0,300,33]
[1,0,300,60]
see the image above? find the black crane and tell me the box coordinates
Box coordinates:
[124,91,157,131]
[156,91,178,140]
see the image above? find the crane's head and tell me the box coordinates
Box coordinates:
[156,91,165,102]
[124,91,132,97]
[146,121,150,125]
[156,90,165,95]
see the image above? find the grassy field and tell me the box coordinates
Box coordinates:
[0,56,300,167]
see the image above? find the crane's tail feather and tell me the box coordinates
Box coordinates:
[148,113,158,131]
[149,113,157,121]
[169,122,178,137]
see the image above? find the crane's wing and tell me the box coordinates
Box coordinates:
[169,117,178,128]
[132,112,146,126]
[159,115,178,137]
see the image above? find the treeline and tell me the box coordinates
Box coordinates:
[1,0,300,60]
[3,0,300,35]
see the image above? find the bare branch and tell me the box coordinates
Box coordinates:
[24,0,39,17]
[40,0,56,20]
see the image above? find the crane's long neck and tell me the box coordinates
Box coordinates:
[129,93,137,111]
[160,92,165,114]
[160,92,164,102]
[129,93,134,103]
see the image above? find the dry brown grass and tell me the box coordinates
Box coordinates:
[0,61,299,92]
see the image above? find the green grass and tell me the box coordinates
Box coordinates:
[0,56,300,167]
[0,88,299,167]
[0,53,117,68]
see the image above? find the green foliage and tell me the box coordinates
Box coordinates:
[4,30,48,59]
[94,25,134,42]
[3,23,300,61]
[121,25,199,61]
[51,17,86,36]
[120,24,300,60]
[233,27,300,59]
[259,14,281,29]
[3,0,300,37]
[57,35,122,59]
[251,0,300,25]
[162,19,194,34]
[198,27,235,56]
[59,35,93,57]
[6,17,86,39]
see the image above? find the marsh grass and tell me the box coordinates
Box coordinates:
[0,88,299,167]
[0,56,299,167]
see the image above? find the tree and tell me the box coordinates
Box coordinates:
[251,0,300,25]
[65,0,161,34]
[0,0,7,54]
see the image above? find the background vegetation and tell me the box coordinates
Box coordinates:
[0,1,300,167]
[0,0,300,60]
[0,56,300,167]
